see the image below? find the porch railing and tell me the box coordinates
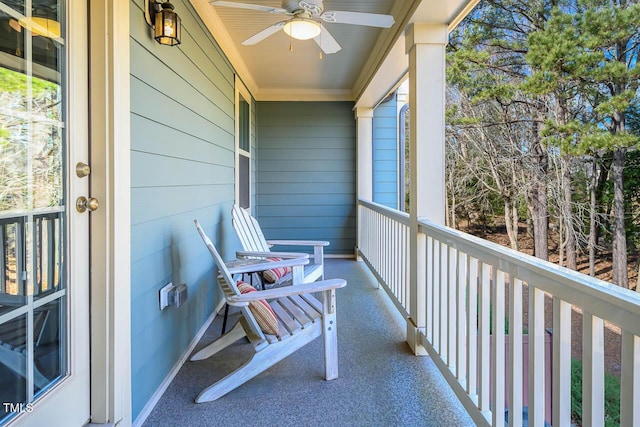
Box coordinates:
[1,209,64,298]
[358,199,640,427]
[357,199,410,317]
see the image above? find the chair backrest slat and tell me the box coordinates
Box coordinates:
[232,205,270,252]
[194,220,266,341]
[194,220,240,296]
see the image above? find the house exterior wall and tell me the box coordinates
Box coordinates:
[255,101,356,255]
[373,94,399,210]
[129,0,244,419]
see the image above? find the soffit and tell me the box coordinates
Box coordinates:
[190,0,478,102]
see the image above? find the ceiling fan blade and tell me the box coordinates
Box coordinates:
[210,1,289,15]
[242,21,287,45]
[320,10,395,28]
[298,1,323,16]
[313,25,341,54]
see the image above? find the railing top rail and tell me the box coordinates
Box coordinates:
[0,206,65,221]
[358,199,410,225]
[418,217,640,335]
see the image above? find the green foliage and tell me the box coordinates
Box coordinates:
[0,67,58,97]
[595,92,637,119]
[628,99,640,136]
[446,0,640,281]
[600,149,640,251]
[570,359,621,426]
[525,2,640,152]
[0,66,62,212]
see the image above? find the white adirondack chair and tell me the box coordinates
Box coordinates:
[0,296,53,390]
[231,205,329,285]
[192,220,346,403]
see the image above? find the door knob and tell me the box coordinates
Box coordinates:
[76,196,99,213]
[76,162,91,178]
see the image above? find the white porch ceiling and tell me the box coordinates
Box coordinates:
[189,0,478,102]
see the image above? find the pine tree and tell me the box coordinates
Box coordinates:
[448,0,555,259]
[527,0,640,286]
[578,0,640,288]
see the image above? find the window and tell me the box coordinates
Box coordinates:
[239,96,250,152]
[235,77,252,209]
[397,79,410,212]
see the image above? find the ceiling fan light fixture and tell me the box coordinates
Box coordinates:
[12,17,61,39]
[283,19,321,40]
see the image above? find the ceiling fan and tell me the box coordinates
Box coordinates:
[210,0,395,54]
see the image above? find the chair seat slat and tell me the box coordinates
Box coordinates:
[279,296,313,328]
[271,300,301,335]
[289,295,321,323]
[218,277,235,298]
[300,293,322,314]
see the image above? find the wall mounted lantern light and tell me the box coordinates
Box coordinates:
[144,0,181,46]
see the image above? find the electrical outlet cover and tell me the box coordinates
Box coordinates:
[159,283,173,310]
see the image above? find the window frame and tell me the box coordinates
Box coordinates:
[234,76,252,210]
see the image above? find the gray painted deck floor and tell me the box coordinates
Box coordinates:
[142,259,474,427]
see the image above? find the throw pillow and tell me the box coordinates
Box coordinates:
[236,281,279,336]
[262,257,291,283]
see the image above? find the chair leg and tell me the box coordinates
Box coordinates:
[322,289,339,380]
[195,347,273,403]
[221,304,229,334]
[195,325,320,403]
[191,321,246,361]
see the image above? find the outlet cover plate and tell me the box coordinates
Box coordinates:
[159,283,173,310]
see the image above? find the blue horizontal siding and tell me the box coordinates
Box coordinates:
[129,0,242,420]
[373,149,397,161]
[372,126,397,140]
[255,102,356,255]
[372,94,398,210]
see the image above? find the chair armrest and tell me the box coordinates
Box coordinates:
[227,279,346,304]
[266,240,330,247]
[236,251,310,260]
[227,257,309,275]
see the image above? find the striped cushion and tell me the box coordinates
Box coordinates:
[237,281,279,336]
[262,257,291,283]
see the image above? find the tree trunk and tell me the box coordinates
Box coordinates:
[588,155,598,276]
[445,183,450,228]
[636,252,640,292]
[559,213,564,267]
[531,134,549,261]
[611,146,628,288]
[513,198,519,250]
[593,156,611,249]
[450,187,457,229]
[504,196,519,251]
[562,155,577,270]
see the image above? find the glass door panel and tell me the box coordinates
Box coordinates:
[0,0,67,423]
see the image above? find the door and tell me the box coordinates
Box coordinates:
[0,0,90,425]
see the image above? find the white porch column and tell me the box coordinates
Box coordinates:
[406,23,448,355]
[355,107,373,258]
